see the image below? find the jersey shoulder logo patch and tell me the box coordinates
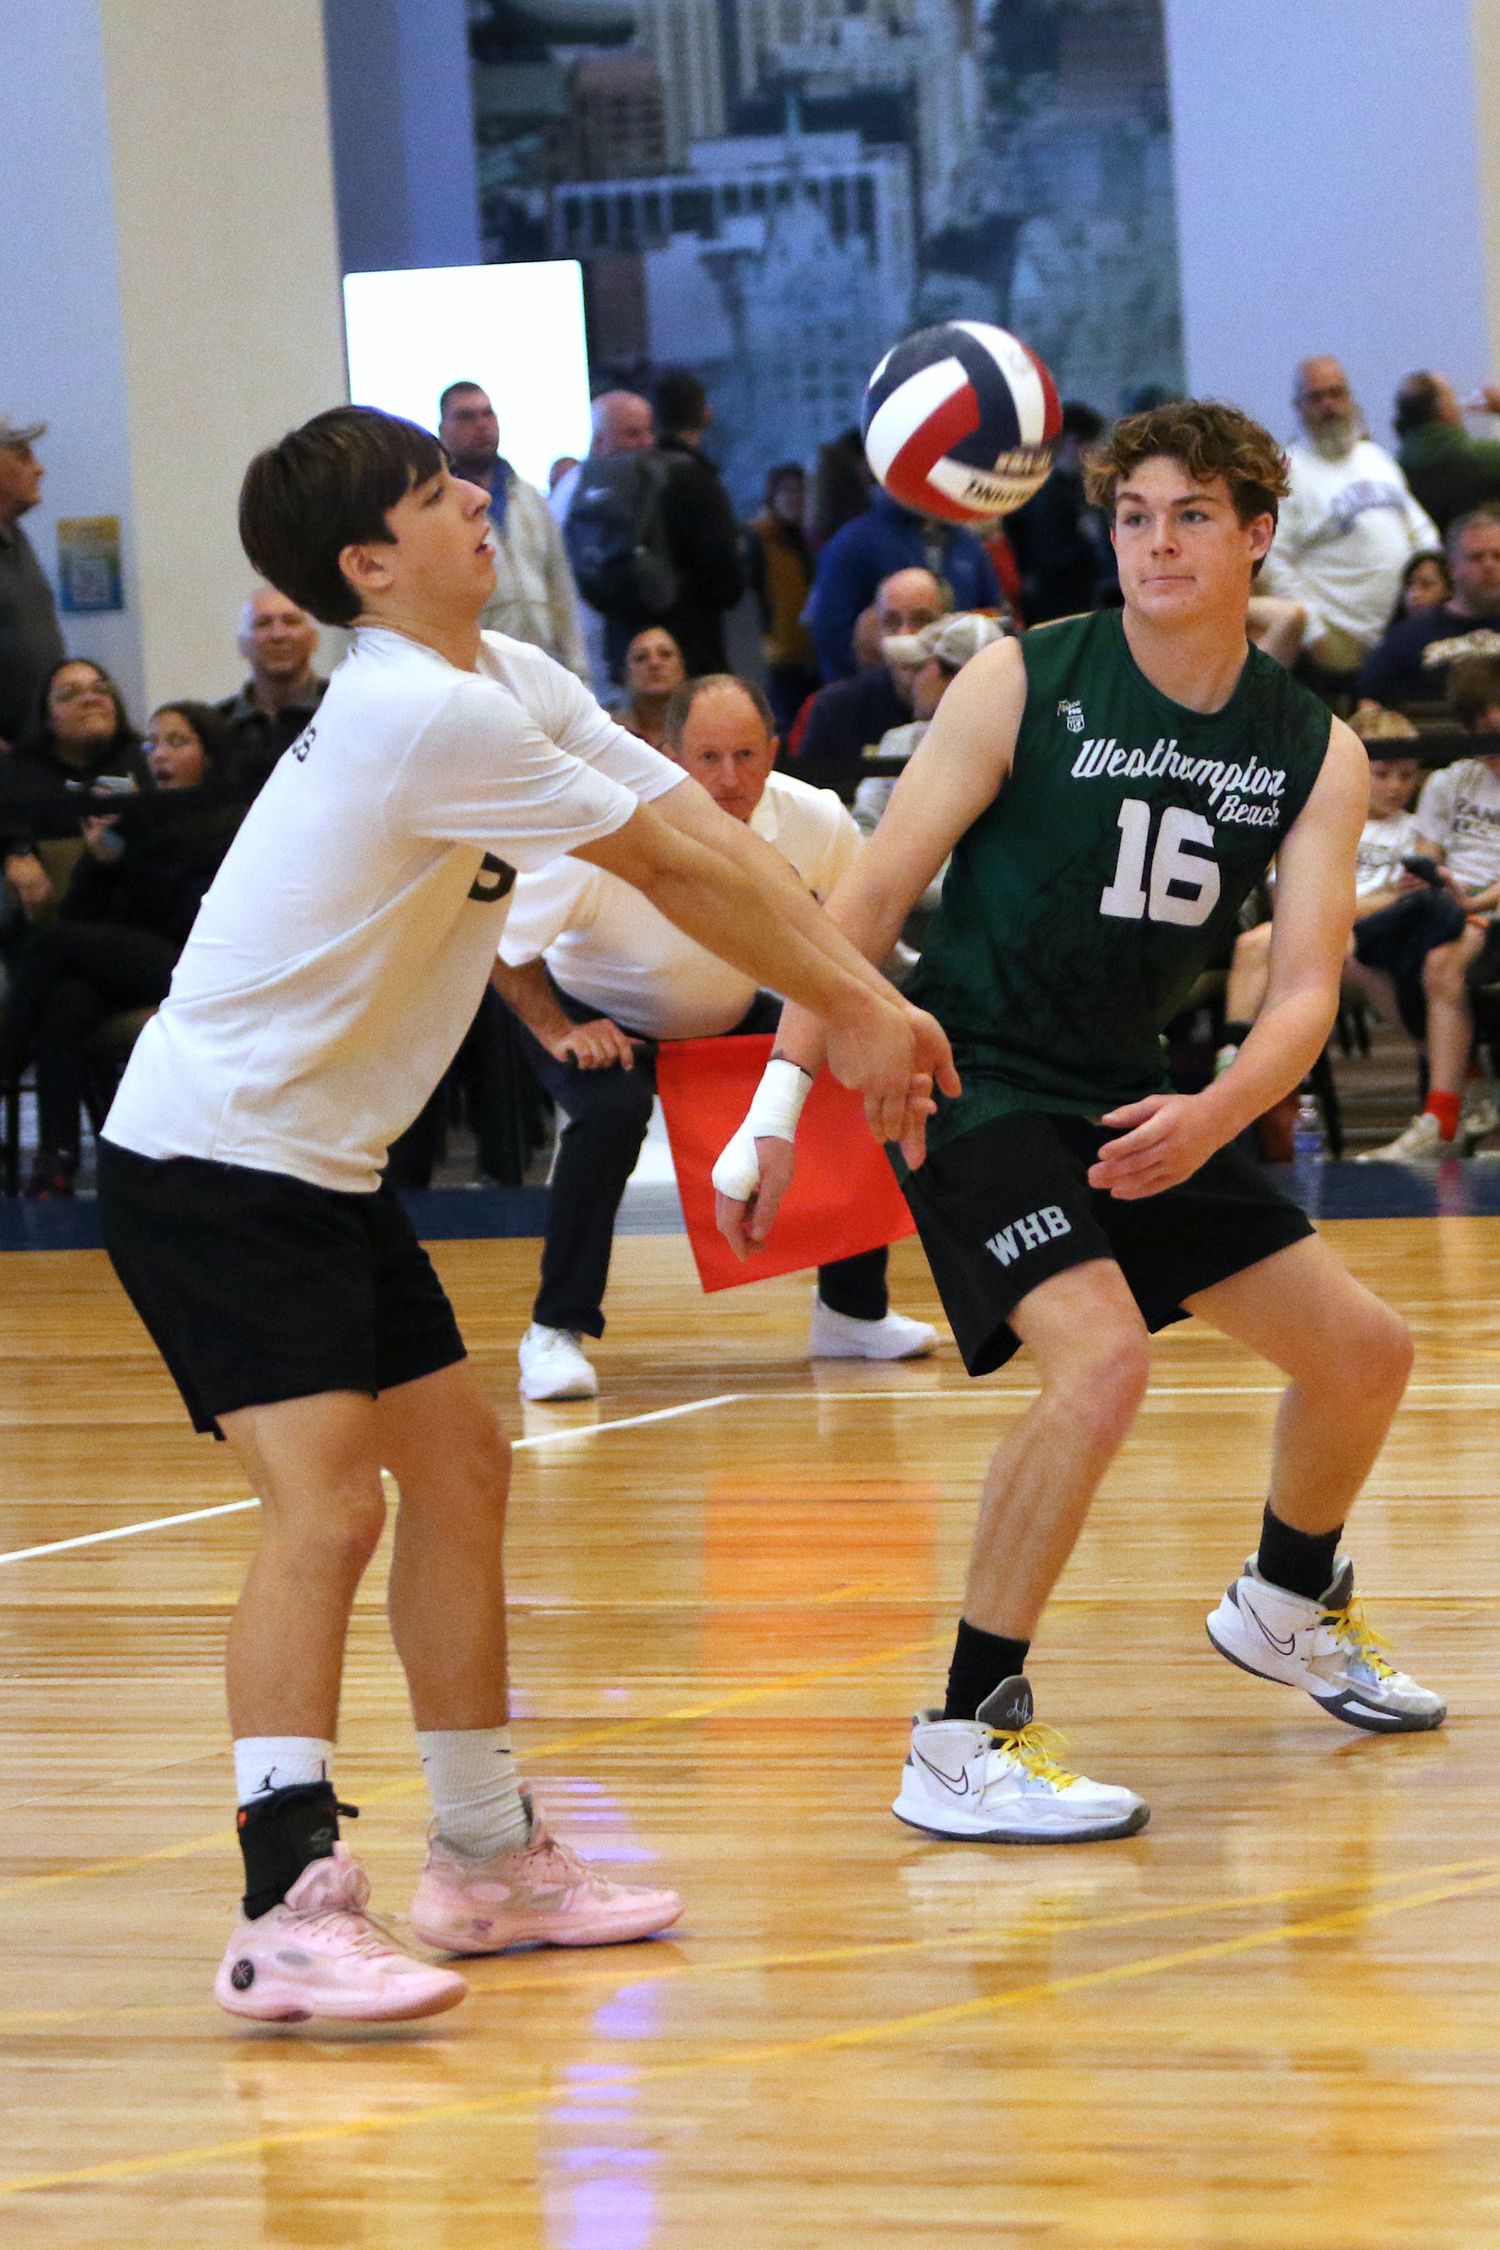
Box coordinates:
[1056,699,1085,734]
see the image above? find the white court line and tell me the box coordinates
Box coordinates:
[1,1373,1493,1571]
[0,1393,748,1569]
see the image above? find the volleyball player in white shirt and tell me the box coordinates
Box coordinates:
[97,406,954,2024]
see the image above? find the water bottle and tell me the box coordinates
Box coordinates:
[1292,1094,1325,1162]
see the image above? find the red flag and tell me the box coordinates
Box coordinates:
[654,1033,916,1294]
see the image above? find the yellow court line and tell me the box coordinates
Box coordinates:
[3,1862,1498,2201]
[5,1851,1496,2034]
[0,1636,941,1906]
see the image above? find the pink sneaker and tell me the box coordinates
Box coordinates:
[409,1817,684,1953]
[213,1843,468,2023]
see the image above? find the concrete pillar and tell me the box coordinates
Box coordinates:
[1162,0,1496,449]
[0,1,348,717]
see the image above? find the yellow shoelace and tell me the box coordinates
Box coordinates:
[988,1721,1079,1789]
[1323,1597,1398,1680]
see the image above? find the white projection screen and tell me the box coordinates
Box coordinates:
[342,262,593,493]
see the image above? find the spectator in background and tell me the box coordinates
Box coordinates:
[1260,356,1437,684]
[1004,401,1107,623]
[216,588,327,799]
[438,381,588,680]
[810,427,875,553]
[0,699,243,1196]
[851,613,1011,835]
[549,390,656,701]
[1357,505,1500,707]
[790,567,945,799]
[616,626,685,750]
[1394,372,1500,535]
[807,487,1001,682]
[0,659,148,918]
[746,463,821,732]
[1359,658,1500,1160]
[1393,548,1454,622]
[548,391,656,531]
[548,456,579,493]
[492,673,934,1402]
[0,415,65,750]
[652,370,744,676]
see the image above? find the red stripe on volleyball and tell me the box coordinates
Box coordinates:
[883,380,982,510]
[1021,341,1063,444]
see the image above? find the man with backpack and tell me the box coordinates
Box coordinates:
[565,373,743,681]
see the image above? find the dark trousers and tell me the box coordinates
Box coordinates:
[521,987,888,1336]
[0,919,177,1160]
[1352,887,1468,1039]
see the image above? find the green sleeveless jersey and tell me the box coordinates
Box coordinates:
[906,607,1333,1149]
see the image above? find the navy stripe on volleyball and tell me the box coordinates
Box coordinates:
[862,321,1062,524]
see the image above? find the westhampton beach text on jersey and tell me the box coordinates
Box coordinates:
[1070,738,1285,828]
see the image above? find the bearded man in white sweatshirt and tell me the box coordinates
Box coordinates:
[1261,356,1439,676]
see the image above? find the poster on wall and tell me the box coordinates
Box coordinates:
[465,0,1185,511]
[57,517,124,614]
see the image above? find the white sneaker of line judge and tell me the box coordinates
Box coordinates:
[518,1324,599,1401]
[808,1299,937,1361]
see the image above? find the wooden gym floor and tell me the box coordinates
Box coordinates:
[1,1221,1499,2247]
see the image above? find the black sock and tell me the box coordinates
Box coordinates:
[944,1618,1031,1721]
[237,1781,352,1919]
[1220,1019,1253,1047]
[1255,1505,1341,1603]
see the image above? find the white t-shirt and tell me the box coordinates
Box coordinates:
[104,627,681,1190]
[1355,808,1421,898]
[1415,758,1500,892]
[1261,438,1438,650]
[499,769,862,1038]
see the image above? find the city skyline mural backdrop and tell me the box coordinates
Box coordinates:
[468,0,1184,507]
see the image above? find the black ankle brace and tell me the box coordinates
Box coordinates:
[236,1782,359,1920]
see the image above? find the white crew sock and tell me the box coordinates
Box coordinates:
[233,1736,335,1806]
[418,1726,530,1857]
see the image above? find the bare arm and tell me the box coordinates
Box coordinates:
[489,955,639,1070]
[1090,716,1369,1198]
[759,634,1026,1082]
[573,800,934,1135]
[716,637,1024,1253]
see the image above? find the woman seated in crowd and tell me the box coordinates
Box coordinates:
[0,658,151,920]
[1393,548,1453,623]
[0,699,244,1196]
[616,626,686,749]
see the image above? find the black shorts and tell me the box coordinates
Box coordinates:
[98,1140,466,1435]
[898,1109,1313,1377]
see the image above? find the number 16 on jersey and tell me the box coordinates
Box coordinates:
[1100,798,1221,928]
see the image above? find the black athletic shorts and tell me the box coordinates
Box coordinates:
[898,1109,1314,1378]
[98,1139,466,1435]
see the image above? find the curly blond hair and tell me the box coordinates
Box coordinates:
[1083,400,1290,528]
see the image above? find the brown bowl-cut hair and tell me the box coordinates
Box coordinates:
[239,406,446,627]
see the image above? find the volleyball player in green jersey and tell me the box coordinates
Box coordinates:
[716,401,1444,1844]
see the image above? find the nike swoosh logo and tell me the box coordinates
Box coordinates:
[912,1749,972,1796]
[1240,1596,1298,1656]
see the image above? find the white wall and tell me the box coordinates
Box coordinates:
[1163,0,1492,449]
[99,0,349,707]
[3,0,349,725]
[0,9,141,715]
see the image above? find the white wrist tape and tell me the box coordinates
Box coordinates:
[711,1059,812,1199]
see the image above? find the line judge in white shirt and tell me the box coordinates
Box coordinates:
[94,405,955,2028]
[493,672,939,1402]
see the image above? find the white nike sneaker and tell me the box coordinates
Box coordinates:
[892,1677,1149,1843]
[1356,1111,1453,1163]
[518,1323,599,1401]
[1206,1556,1446,1732]
[809,1300,937,1361]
